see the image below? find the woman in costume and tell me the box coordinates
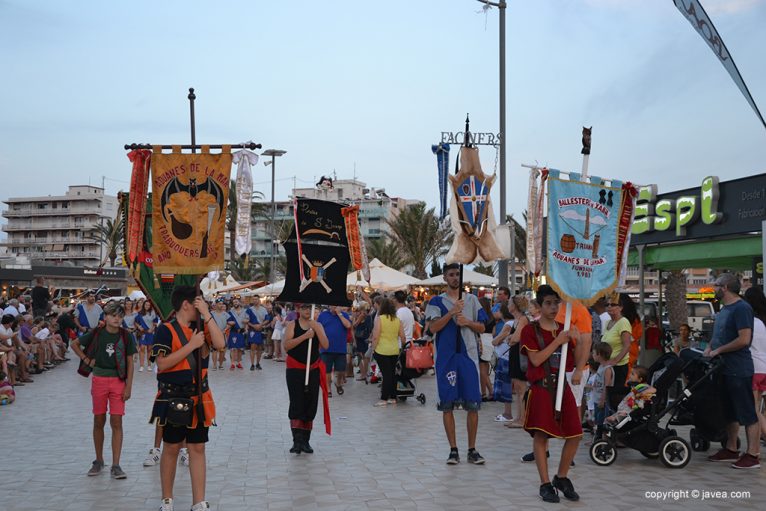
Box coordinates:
[283,303,329,454]
[136,300,159,372]
[519,285,582,503]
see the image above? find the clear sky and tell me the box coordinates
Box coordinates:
[1,0,765,231]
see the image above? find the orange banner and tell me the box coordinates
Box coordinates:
[151,146,232,274]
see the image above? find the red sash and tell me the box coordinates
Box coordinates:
[286,355,332,435]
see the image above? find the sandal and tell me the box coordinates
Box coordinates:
[504,421,524,428]
[336,384,344,396]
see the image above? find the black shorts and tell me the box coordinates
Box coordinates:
[722,374,758,426]
[162,423,209,444]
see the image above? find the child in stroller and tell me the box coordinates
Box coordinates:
[605,366,656,425]
[590,352,695,468]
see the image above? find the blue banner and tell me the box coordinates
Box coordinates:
[546,170,624,304]
[431,143,450,220]
[674,0,766,130]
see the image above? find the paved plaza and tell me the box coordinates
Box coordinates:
[1,358,764,511]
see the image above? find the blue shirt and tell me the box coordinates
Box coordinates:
[711,299,754,377]
[318,310,350,353]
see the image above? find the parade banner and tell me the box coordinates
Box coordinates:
[151,146,232,274]
[545,170,636,305]
[674,0,766,130]
[233,149,259,257]
[431,142,450,220]
[446,147,506,264]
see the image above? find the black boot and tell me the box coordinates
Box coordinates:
[301,430,314,454]
[289,428,301,454]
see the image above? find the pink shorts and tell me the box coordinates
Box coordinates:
[753,373,766,392]
[91,375,126,416]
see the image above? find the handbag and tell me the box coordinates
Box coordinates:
[77,329,100,378]
[164,321,204,428]
[479,333,494,363]
[406,341,434,370]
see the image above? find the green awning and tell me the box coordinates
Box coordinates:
[628,236,763,270]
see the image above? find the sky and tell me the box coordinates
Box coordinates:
[1,0,765,234]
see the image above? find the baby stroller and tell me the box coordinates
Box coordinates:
[394,340,428,405]
[672,348,732,452]
[590,351,721,468]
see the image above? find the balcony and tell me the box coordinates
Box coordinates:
[2,205,102,218]
[0,238,99,247]
[2,219,96,231]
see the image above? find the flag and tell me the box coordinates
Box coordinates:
[151,146,232,274]
[545,171,637,305]
[431,143,450,220]
[232,149,259,257]
[673,0,766,130]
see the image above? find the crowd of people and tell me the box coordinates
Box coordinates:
[3,271,766,508]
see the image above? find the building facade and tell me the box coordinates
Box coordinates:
[1,185,118,267]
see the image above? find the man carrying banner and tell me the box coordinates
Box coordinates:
[150,286,225,511]
[425,263,486,466]
[283,303,329,454]
[520,285,582,503]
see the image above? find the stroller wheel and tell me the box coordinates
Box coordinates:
[659,436,692,468]
[589,439,617,466]
[417,393,426,405]
[640,451,659,459]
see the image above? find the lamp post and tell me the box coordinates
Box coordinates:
[262,149,287,283]
[476,0,508,287]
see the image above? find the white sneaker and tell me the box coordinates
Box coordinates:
[139,366,144,372]
[494,414,512,423]
[190,502,210,511]
[159,498,174,511]
[143,447,161,467]
[179,448,189,466]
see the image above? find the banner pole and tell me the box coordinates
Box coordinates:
[554,301,572,413]
[305,304,315,390]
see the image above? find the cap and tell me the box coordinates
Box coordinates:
[712,272,740,293]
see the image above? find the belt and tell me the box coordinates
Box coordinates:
[158,379,209,397]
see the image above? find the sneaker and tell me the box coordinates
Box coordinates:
[250,364,255,371]
[139,366,144,372]
[467,449,486,465]
[373,400,388,407]
[179,448,189,467]
[732,453,761,469]
[237,363,243,370]
[159,498,174,511]
[446,450,460,465]
[110,465,127,479]
[256,364,262,370]
[387,398,397,405]
[494,414,512,422]
[211,366,217,371]
[521,451,548,463]
[552,475,579,501]
[190,502,211,511]
[708,448,740,462]
[143,447,161,467]
[539,482,560,503]
[87,459,104,476]
[230,364,235,371]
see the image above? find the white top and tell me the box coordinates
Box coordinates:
[3,305,19,317]
[396,306,415,343]
[0,324,13,346]
[599,311,611,333]
[751,318,766,375]
[35,328,50,340]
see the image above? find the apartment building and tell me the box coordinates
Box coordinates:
[1,185,118,267]
[250,178,421,264]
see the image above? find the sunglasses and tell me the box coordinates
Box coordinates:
[607,303,620,307]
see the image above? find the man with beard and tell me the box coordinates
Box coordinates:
[425,263,486,466]
[75,291,104,333]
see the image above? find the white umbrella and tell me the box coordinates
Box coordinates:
[128,290,146,300]
[253,279,286,297]
[200,274,241,297]
[417,268,498,287]
[347,258,420,291]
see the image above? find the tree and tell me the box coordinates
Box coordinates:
[226,179,266,265]
[385,203,453,279]
[89,217,124,267]
[665,270,688,333]
[366,237,407,271]
[473,262,495,277]
[429,259,442,278]
[505,212,528,264]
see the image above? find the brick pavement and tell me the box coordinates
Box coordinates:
[1,357,764,511]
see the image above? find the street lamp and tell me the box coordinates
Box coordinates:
[476,0,508,287]
[262,149,287,283]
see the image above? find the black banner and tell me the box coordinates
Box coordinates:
[277,242,351,307]
[287,198,348,245]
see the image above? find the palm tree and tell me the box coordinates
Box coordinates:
[385,203,453,279]
[89,217,124,267]
[505,212,528,264]
[226,179,266,266]
[665,270,688,332]
[366,237,408,271]
[473,262,495,277]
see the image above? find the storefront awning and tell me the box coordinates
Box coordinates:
[628,236,762,271]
